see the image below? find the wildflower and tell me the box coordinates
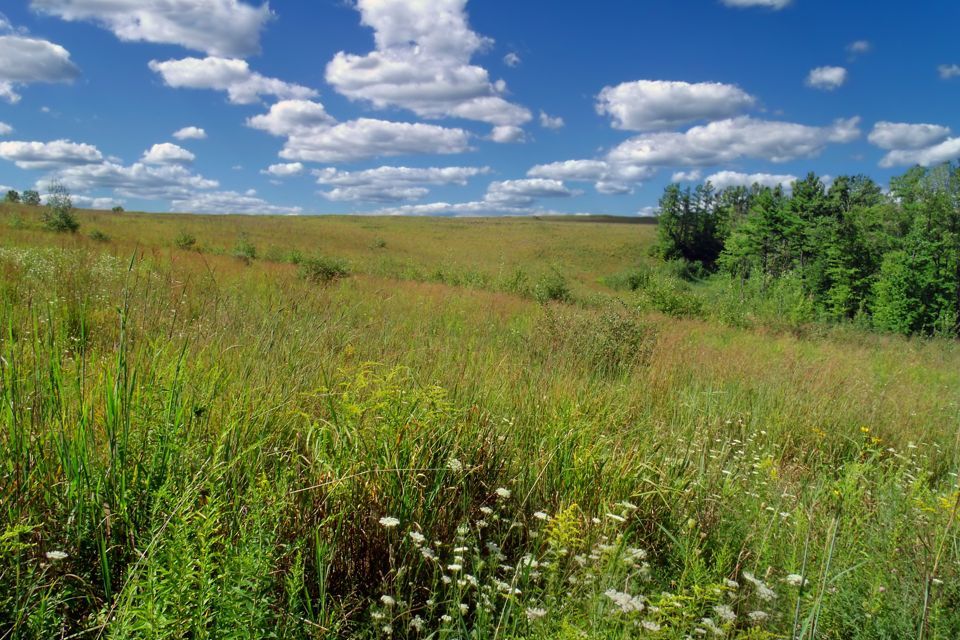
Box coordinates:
[409,616,425,632]
[440,615,452,623]
[533,511,548,520]
[371,611,385,620]
[459,603,469,614]
[495,487,511,499]
[45,551,68,561]
[641,620,661,632]
[447,563,462,573]
[605,589,645,613]
[743,571,777,601]
[700,617,723,636]
[379,517,400,529]
[421,547,437,561]
[447,458,464,472]
[784,573,807,587]
[526,607,547,621]
[713,604,736,622]
[605,513,626,523]
[408,531,425,544]
[723,579,739,589]
[748,610,769,623]
[380,595,396,607]
[619,500,638,511]
[381,624,393,635]
[480,506,493,515]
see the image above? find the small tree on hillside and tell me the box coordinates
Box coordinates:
[42,181,79,233]
[22,190,41,206]
[5,190,20,203]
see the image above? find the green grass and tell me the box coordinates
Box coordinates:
[0,205,958,638]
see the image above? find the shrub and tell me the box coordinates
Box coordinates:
[371,238,387,249]
[89,230,109,242]
[533,269,572,304]
[298,255,350,284]
[42,182,79,233]
[232,235,257,263]
[5,190,20,203]
[21,190,41,206]
[174,231,197,250]
[112,206,125,213]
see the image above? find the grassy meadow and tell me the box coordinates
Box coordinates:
[1,203,959,638]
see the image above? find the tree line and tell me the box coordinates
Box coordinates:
[655,162,960,337]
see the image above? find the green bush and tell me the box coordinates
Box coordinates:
[88,230,109,242]
[21,190,41,206]
[298,255,350,284]
[5,190,20,204]
[174,231,197,250]
[232,235,257,263]
[533,269,571,304]
[42,182,79,233]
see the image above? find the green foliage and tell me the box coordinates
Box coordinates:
[21,190,41,206]
[88,229,110,242]
[111,206,124,213]
[41,182,79,233]
[232,234,257,263]
[660,164,960,337]
[5,189,20,203]
[297,255,350,284]
[534,268,572,303]
[174,230,197,250]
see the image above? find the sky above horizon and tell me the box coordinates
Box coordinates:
[0,0,958,216]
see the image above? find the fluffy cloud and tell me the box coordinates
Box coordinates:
[878,138,960,168]
[246,99,336,136]
[171,190,302,215]
[671,170,702,182]
[72,194,124,209]
[314,165,488,202]
[248,100,473,163]
[705,170,797,190]
[806,66,847,90]
[503,52,521,67]
[149,57,317,105]
[484,178,579,205]
[31,0,272,57]
[262,162,304,177]
[721,0,791,8]
[527,159,654,195]
[938,64,960,80]
[0,122,11,135]
[0,34,80,103]
[596,80,756,131]
[607,116,861,167]
[868,122,951,150]
[142,143,195,165]
[325,0,530,130]
[539,111,565,129]
[50,160,218,199]
[0,139,102,169]
[490,125,525,143]
[173,126,207,140]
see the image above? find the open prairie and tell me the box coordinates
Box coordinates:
[1,204,958,638]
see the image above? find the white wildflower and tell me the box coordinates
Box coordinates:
[447,458,463,472]
[495,487,511,499]
[45,551,68,561]
[380,595,396,607]
[743,571,777,601]
[533,511,548,521]
[379,517,400,529]
[447,564,462,573]
[713,604,736,622]
[784,573,807,587]
[409,616,425,632]
[748,610,769,623]
[526,607,547,621]
[408,531,425,545]
[605,588,645,613]
[641,620,661,632]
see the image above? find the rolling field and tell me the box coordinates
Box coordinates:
[1,204,959,638]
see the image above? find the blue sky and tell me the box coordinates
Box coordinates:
[0,0,958,215]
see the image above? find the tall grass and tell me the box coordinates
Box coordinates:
[0,208,958,638]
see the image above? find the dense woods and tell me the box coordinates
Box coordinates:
[656,163,960,336]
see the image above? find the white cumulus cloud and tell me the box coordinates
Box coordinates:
[315,165,488,202]
[173,126,207,140]
[171,190,302,215]
[539,111,565,129]
[806,66,847,90]
[262,162,304,178]
[868,122,951,150]
[0,122,11,135]
[596,80,756,131]
[150,57,317,105]
[878,138,960,168]
[325,0,530,132]
[0,34,80,103]
[671,170,702,182]
[31,0,272,57]
[0,139,102,169]
[705,170,797,190]
[142,142,195,165]
[938,64,960,80]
